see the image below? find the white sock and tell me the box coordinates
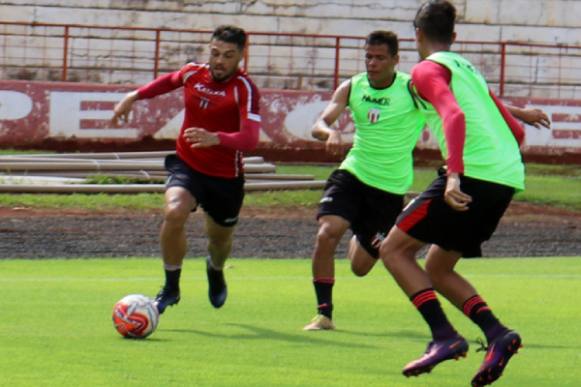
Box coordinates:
[207,256,222,271]
[164,263,182,271]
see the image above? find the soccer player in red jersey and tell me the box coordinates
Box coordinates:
[378,1,532,385]
[112,25,261,313]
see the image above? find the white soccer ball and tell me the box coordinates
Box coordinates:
[112,294,159,339]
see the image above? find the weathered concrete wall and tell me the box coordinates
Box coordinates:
[3,0,581,44]
[1,1,580,97]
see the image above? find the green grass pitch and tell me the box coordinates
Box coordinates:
[1,257,580,386]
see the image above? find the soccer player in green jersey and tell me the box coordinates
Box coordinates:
[378,1,529,385]
[304,31,426,330]
[304,29,548,332]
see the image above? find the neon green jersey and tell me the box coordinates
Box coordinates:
[413,51,525,190]
[340,72,424,195]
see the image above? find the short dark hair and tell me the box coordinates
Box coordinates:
[413,0,456,44]
[211,25,247,51]
[365,30,399,56]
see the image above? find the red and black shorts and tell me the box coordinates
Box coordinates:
[317,169,404,258]
[165,154,244,227]
[396,170,515,257]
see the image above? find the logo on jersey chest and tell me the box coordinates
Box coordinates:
[368,108,381,123]
[194,82,227,97]
[199,97,210,109]
[362,94,390,106]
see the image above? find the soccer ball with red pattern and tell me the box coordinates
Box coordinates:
[112,294,159,339]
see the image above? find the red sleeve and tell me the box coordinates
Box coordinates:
[217,75,262,151]
[136,71,182,99]
[411,61,466,174]
[488,90,525,146]
[217,119,260,151]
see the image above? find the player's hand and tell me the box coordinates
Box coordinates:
[311,126,330,141]
[183,127,220,148]
[520,108,551,129]
[444,173,472,211]
[325,130,343,155]
[111,91,138,127]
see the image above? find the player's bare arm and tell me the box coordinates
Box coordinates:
[506,105,551,129]
[111,90,139,126]
[312,80,350,153]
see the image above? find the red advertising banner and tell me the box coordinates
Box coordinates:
[0,80,580,162]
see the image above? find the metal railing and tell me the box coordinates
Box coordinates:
[1,21,581,98]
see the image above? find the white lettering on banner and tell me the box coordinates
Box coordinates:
[49,92,138,138]
[284,100,354,141]
[0,91,33,120]
[525,104,581,148]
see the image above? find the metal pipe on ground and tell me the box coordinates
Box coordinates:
[0,180,326,194]
[0,152,265,164]
[5,172,315,181]
[0,161,276,173]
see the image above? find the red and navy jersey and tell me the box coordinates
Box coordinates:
[176,63,261,178]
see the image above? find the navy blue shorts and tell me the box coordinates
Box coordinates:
[396,170,514,257]
[165,154,244,227]
[317,169,404,258]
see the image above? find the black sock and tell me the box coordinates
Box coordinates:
[463,295,507,343]
[313,278,334,319]
[410,288,457,341]
[164,267,182,291]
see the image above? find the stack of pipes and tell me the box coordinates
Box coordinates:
[0,151,325,193]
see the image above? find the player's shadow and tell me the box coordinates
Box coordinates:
[336,328,431,342]
[163,323,379,349]
[514,342,579,350]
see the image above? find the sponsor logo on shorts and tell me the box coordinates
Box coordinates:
[320,196,333,203]
[223,216,238,224]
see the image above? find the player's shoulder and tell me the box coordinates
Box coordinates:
[396,71,411,81]
[179,62,209,82]
[350,72,366,84]
[233,70,260,93]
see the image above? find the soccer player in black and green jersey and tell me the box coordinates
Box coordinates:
[379,1,529,385]
[304,31,426,330]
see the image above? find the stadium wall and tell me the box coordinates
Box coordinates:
[1,80,579,164]
[3,0,581,45]
[2,1,581,99]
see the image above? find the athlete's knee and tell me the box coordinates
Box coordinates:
[379,239,409,272]
[351,261,371,277]
[379,240,394,266]
[163,198,190,226]
[425,259,452,284]
[206,223,234,248]
[208,232,233,250]
[349,245,375,277]
[316,221,344,245]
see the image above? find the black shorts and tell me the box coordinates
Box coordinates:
[165,154,244,227]
[396,171,515,257]
[317,169,404,258]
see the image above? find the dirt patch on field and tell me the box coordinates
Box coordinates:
[0,202,579,259]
